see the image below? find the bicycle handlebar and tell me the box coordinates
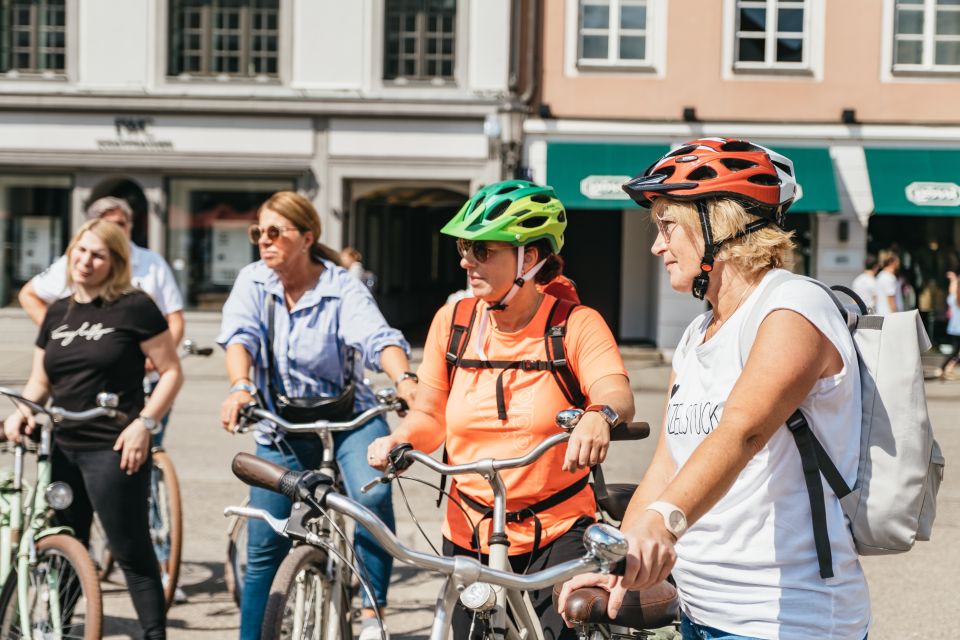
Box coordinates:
[236,395,406,435]
[0,387,124,423]
[228,451,627,590]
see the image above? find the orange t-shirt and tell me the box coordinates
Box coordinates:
[416,294,628,554]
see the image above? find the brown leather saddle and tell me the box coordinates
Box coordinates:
[552,581,679,630]
[553,482,680,630]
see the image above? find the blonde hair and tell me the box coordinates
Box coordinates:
[258,191,341,265]
[652,198,795,277]
[65,218,135,302]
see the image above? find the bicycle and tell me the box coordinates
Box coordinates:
[228,388,406,637]
[225,433,629,640]
[0,387,118,639]
[90,338,213,609]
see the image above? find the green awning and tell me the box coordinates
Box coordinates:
[775,146,839,213]
[546,142,669,210]
[546,142,838,213]
[865,148,960,216]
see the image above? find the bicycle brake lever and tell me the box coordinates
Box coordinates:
[223,506,289,537]
[360,474,394,494]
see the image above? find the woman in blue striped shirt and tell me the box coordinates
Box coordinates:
[217,191,417,640]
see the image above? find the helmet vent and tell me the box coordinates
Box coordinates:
[558,211,566,222]
[519,216,548,229]
[720,158,758,172]
[530,194,552,204]
[720,140,762,153]
[688,166,719,181]
[747,173,781,186]
[497,185,519,195]
[772,161,794,176]
[656,166,676,179]
[485,200,511,221]
[667,145,697,157]
[469,196,486,215]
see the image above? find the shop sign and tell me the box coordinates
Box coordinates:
[97,117,174,151]
[579,175,632,200]
[905,181,960,207]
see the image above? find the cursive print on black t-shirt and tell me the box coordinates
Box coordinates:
[37,291,168,450]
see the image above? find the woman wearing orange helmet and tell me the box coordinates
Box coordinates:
[558,139,870,639]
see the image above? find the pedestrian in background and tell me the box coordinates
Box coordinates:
[852,253,879,312]
[939,270,960,381]
[875,250,903,316]
[341,245,379,293]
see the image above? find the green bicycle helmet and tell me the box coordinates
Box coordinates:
[441,180,567,253]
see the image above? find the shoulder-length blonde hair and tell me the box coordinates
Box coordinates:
[259,191,342,265]
[652,197,795,277]
[65,218,135,302]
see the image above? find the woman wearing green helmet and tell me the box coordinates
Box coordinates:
[367,180,635,639]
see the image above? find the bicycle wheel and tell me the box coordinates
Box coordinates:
[0,534,103,639]
[88,514,114,580]
[225,510,248,608]
[151,449,183,611]
[261,544,352,640]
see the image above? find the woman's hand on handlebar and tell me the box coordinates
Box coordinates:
[556,573,625,626]
[366,433,408,471]
[562,410,610,472]
[220,389,254,433]
[2,411,34,444]
[114,419,152,475]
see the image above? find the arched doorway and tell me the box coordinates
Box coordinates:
[87,177,149,247]
[348,185,468,342]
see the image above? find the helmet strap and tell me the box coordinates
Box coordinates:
[692,201,771,301]
[476,246,547,360]
[693,200,716,301]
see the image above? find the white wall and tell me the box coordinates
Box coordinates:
[466,0,510,93]
[79,0,150,88]
[292,0,366,90]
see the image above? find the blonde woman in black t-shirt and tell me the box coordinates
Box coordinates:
[3,218,183,640]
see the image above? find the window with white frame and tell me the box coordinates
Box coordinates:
[0,0,66,76]
[733,0,808,70]
[383,0,457,83]
[894,0,960,71]
[578,0,650,66]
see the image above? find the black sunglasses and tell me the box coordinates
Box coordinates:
[456,239,512,263]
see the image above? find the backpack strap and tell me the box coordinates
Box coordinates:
[544,298,586,409]
[446,297,481,387]
[738,271,856,580]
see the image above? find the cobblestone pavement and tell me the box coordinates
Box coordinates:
[0,309,956,639]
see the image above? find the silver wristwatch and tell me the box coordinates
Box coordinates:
[139,414,163,436]
[585,403,620,428]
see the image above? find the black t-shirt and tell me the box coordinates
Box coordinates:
[37,291,168,450]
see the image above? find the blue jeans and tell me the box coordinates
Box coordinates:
[239,416,395,640]
[680,615,866,640]
[680,614,760,640]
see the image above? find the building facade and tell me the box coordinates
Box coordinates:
[524,0,960,349]
[0,0,519,338]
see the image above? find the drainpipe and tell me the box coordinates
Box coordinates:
[517,0,540,107]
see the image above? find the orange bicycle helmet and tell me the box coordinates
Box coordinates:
[622,138,797,225]
[624,138,799,300]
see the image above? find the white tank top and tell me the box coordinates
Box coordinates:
[668,268,870,639]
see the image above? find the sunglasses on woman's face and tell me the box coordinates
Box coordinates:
[247,223,300,244]
[654,214,678,243]
[455,239,512,264]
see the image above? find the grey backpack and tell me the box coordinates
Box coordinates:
[740,271,945,579]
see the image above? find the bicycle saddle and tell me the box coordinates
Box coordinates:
[552,580,678,630]
[596,483,637,522]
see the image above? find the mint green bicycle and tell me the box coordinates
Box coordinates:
[0,387,111,639]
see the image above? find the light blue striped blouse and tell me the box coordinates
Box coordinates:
[217,259,410,440]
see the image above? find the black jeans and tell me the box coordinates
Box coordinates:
[442,516,594,640]
[53,445,166,640]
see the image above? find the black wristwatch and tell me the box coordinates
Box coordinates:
[395,371,419,386]
[585,404,620,428]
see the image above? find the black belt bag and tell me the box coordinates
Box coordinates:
[266,295,356,423]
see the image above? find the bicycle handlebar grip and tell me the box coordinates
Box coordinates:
[387,442,414,472]
[232,453,292,495]
[608,558,627,576]
[609,422,650,441]
[197,347,214,356]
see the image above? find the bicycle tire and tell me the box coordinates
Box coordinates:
[225,513,248,608]
[0,534,103,639]
[151,449,183,611]
[88,515,114,580]
[261,544,352,640]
